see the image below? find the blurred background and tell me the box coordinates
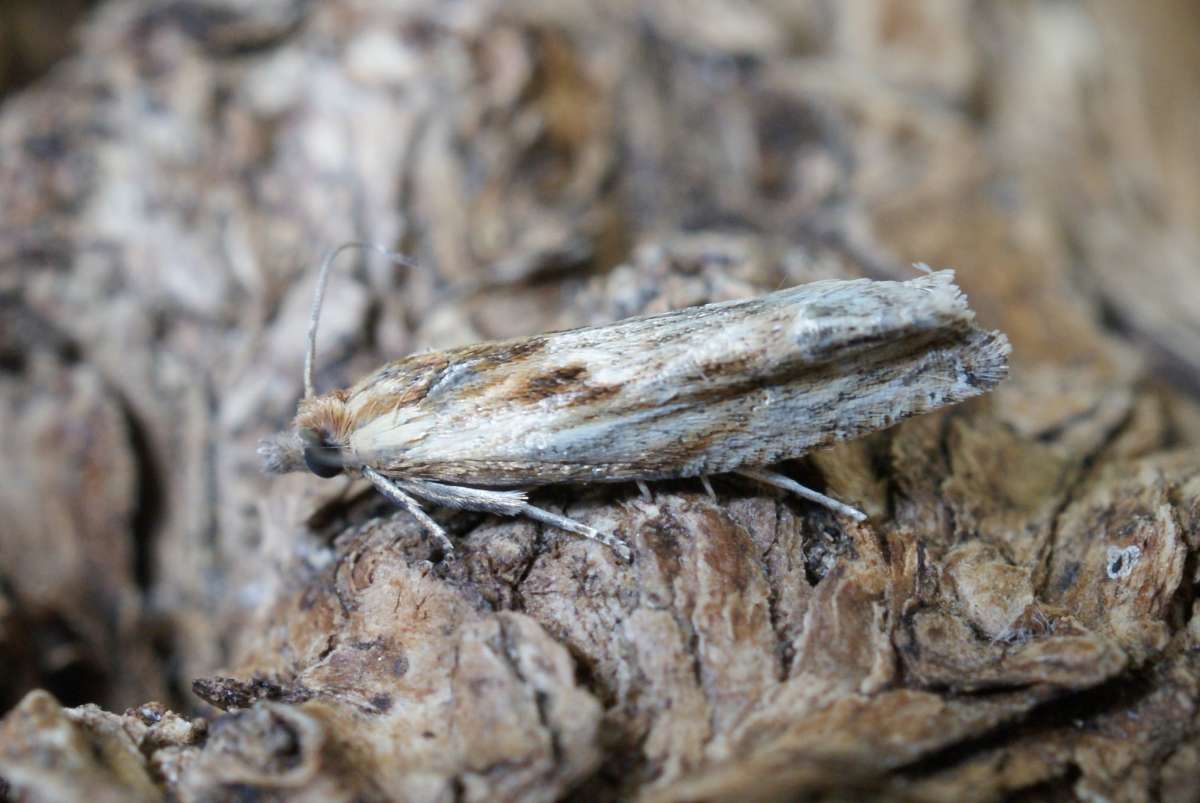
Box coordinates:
[0,0,1198,799]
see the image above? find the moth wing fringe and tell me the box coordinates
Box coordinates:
[965,329,1013,389]
[943,328,1012,398]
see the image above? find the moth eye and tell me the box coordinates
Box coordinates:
[299,428,343,479]
[304,447,343,479]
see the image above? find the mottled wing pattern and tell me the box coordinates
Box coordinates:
[343,271,1009,485]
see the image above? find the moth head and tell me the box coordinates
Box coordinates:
[258,393,353,478]
[258,242,418,481]
[256,423,349,480]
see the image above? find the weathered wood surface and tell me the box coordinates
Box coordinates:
[1,2,1198,801]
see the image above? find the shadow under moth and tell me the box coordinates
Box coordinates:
[260,247,1010,561]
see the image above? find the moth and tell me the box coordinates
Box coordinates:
[260,246,1010,561]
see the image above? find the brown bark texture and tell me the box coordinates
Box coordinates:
[2,1,1200,801]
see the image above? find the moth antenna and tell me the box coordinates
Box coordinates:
[304,242,421,399]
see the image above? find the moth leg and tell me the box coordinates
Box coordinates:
[737,468,867,522]
[518,503,632,563]
[388,477,527,516]
[700,475,717,499]
[364,469,456,557]
[636,480,653,501]
[396,477,633,562]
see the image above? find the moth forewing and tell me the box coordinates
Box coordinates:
[262,265,1010,559]
[335,270,1004,483]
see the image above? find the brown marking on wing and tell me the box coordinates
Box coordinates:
[343,351,454,427]
[327,335,555,429]
[502,363,629,406]
[398,351,453,372]
[454,334,549,367]
[352,351,450,393]
[430,335,552,400]
[516,364,587,398]
[352,391,420,426]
